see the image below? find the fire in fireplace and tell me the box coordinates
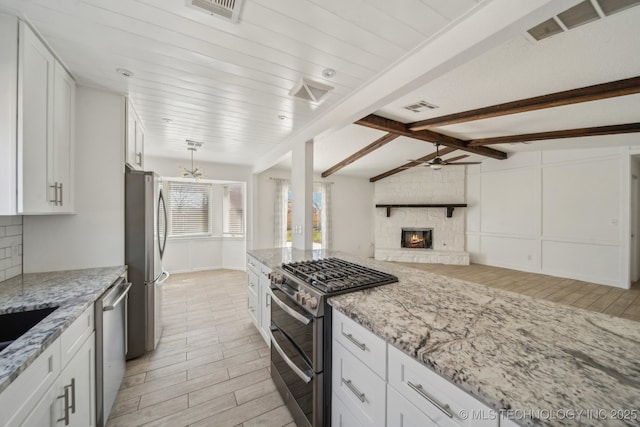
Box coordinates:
[401,228,433,249]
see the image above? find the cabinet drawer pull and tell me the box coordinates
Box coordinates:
[57,380,74,425]
[407,381,454,418]
[342,332,367,351]
[59,182,63,206]
[341,378,366,403]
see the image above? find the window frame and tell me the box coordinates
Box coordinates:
[164,177,214,239]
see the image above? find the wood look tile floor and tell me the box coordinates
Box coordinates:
[396,262,640,322]
[107,269,295,427]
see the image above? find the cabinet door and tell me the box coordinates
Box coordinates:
[387,384,438,427]
[18,21,54,213]
[134,119,144,169]
[21,384,58,427]
[247,267,260,327]
[259,273,271,345]
[55,332,96,427]
[125,100,138,169]
[52,61,75,213]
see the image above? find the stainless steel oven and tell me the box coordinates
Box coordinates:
[268,286,328,427]
[268,258,398,427]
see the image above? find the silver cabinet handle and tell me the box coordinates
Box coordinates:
[136,152,142,166]
[104,283,132,311]
[342,332,367,351]
[49,182,58,204]
[59,182,63,206]
[341,378,366,403]
[407,381,454,418]
[265,293,270,307]
[268,328,312,383]
[57,379,75,425]
[268,288,311,325]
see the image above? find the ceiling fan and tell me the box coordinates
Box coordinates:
[414,143,482,170]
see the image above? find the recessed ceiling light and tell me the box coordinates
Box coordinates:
[278,115,287,121]
[116,68,134,77]
[162,118,173,124]
[322,68,336,78]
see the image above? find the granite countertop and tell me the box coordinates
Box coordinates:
[248,248,640,427]
[0,266,127,393]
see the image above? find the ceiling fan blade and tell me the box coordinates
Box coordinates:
[443,161,482,165]
[443,154,469,163]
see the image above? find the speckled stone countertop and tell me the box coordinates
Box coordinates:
[248,248,640,427]
[0,266,127,393]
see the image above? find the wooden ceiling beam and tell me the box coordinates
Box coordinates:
[321,133,399,178]
[356,114,507,160]
[407,75,640,131]
[369,147,456,182]
[468,123,640,146]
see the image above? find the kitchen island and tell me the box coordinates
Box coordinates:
[0,266,126,393]
[248,248,640,427]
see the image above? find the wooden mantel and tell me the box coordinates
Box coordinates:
[376,204,467,218]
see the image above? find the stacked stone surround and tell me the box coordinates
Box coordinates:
[374,166,469,265]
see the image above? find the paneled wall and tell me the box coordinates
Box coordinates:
[466,148,630,288]
[0,216,22,282]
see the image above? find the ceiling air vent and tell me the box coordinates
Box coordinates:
[598,0,640,16]
[289,78,334,103]
[186,0,245,23]
[557,0,600,29]
[527,18,564,40]
[403,100,439,113]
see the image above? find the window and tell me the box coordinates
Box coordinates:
[165,180,212,237]
[286,184,323,248]
[223,184,244,236]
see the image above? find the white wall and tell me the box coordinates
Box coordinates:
[145,156,251,272]
[254,167,375,258]
[23,87,125,272]
[466,147,631,288]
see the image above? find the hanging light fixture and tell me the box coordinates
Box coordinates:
[178,140,205,179]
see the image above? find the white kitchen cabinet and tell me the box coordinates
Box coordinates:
[246,254,272,345]
[258,262,272,345]
[388,344,498,427]
[332,392,365,427]
[0,16,75,215]
[387,383,437,427]
[125,99,144,170]
[0,304,95,427]
[332,341,386,427]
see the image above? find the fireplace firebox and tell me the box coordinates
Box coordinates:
[401,228,433,249]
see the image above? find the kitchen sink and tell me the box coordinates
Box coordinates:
[0,307,58,353]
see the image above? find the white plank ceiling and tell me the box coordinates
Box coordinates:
[1,0,639,179]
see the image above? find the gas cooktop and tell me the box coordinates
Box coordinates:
[281,258,398,294]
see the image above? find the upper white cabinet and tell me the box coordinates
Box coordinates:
[126,99,144,170]
[0,16,75,215]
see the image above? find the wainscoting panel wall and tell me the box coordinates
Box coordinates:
[467,147,631,288]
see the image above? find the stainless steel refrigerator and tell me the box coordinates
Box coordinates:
[125,167,169,359]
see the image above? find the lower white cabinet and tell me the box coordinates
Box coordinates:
[332,341,386,427]
[0,304,96,427]
[22,332,96,427]
[332,310,501,427]
[387,384,437,427]
[246,254,271,345]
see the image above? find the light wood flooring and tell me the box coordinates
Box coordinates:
[396,262,640,322]
[106,269,295,427]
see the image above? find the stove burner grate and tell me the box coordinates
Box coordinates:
[281,258,398,294]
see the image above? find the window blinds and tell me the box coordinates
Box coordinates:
[166,181,211,237]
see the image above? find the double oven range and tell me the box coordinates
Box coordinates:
[267,258,398,427]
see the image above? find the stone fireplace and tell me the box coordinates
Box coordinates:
[373,167,469,265]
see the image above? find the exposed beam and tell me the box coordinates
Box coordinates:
[369,147,456,182]
[356,114,507,160]
[321,133,399,178]
[408,75,640,131]
[468,123,640,146]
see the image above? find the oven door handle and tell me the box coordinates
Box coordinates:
[269,328,313,384]
[268,288,311,325]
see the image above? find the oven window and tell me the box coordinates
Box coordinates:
[271,326,314,424]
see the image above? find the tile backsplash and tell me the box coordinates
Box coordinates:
[0,216,22,282]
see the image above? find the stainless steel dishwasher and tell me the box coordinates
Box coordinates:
[95,274,131,427]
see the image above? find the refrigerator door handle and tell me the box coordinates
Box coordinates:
[157,189,168,258]
[157,270,170,285]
